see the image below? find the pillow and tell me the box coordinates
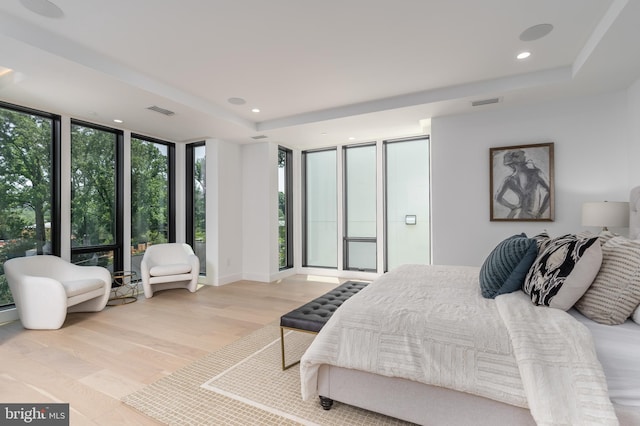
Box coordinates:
[523,234,602,310]
[574,237,640,325]
[531,231,551,252]
[597,230,617,246]
[479,234,538,299]
[633,305,640,325]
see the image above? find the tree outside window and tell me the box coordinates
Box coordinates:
[0,106,56,306]
[130,136,172,276]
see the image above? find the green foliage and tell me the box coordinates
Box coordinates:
[0,276,11,306]
[131,138,169,248]
[0,108,52,249]
[194,155,206,241]
[71,124,117,247]
[0,108,54,306]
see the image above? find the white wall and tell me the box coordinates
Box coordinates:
[628,77,640,185]
[431,89,631,267]
[241,142,280,282]
[207,139,243,285]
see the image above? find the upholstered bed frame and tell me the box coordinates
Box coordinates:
[317,364,535,425]
[629,186,640,239]
[313,187,640,426]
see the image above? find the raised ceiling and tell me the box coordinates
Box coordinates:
[1,0,639,149]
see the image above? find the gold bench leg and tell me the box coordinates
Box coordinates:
[281,326,318,370]
[281,327,301,370]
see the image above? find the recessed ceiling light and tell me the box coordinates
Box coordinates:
[227,97,246,105]
[113,119,123,123]
[520,24,553,42]
[251,108,260,113]
[516,51,531,60]
[20,0,64,18]
[348,137,356,141]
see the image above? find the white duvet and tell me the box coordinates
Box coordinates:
[300,264,618,426]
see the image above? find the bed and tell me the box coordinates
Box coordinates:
[299,187,640,426]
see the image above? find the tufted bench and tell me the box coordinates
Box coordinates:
[280,280,369,370]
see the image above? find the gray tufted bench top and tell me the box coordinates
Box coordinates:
[279,280,369,369]
[280,281,369,332]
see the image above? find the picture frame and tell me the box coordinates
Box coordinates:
[489,142,554,221]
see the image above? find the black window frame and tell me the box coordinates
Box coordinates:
[70,119,124,273]
[301,147,338,269]
[342,141,378,272]
[185,141,205,273]
[278,146,294,270]
[0,101,61,309]
[0,101,62,258]
[131,133,176,243]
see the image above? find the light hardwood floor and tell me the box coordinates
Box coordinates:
[0,275,344,425]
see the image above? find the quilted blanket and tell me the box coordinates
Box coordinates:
[299,264,618,425]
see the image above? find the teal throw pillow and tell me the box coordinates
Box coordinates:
[480,235,538,299]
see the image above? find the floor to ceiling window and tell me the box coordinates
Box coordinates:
[0,102,60,308]
[278,147,293,270]
[186,142,206,275]
[70,120,123,272]
[130,134,175,278]
[343,143,377,271]
[384,137,431,271]
[303,148,337,268]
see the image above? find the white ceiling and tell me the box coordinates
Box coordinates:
[1,0,639,150]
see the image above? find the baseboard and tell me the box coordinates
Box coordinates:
[216,272,243,286]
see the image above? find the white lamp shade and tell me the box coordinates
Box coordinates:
[582,201,630,228]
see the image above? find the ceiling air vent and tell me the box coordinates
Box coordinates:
[251,135,268,140]
[147,105,175,116]
[471,97,501,107]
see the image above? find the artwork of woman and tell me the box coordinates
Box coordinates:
[494,149,551,219]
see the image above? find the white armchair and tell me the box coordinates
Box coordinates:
[4,255,112,330]
[140,243,199,298]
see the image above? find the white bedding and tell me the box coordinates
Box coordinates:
[300,264,618,426]
[569,309,640,407]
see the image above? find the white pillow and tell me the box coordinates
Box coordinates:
[574,236,640,324]
[633,305,640,325]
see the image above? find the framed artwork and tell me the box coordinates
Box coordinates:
[489,142,554,221]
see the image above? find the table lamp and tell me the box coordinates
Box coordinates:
[581,201,629,231]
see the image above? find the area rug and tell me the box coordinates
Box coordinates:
[123,322,411,425]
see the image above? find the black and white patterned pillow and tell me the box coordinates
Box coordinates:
[531,231,551,253]
[523,234,602,310]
